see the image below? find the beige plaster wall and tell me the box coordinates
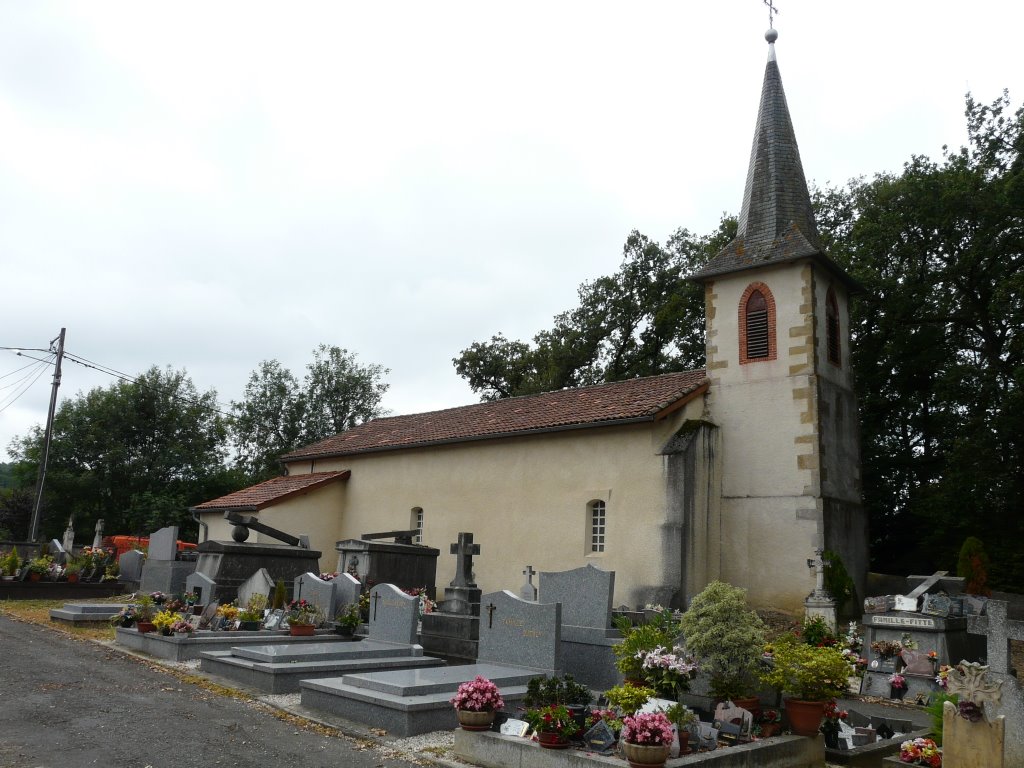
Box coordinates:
[284,397,706,608]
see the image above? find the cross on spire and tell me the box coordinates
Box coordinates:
[763,0,779,28]
[449,532,480,588]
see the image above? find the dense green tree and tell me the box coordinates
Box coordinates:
[453,219,735,400]
[230,346,389,481]
[8,366,232,539]
[0,487,32,540]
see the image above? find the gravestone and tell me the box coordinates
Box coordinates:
[237,568,274,610]
[478,589,561,673]
[118,550,145,583]
[519,565,537,601]
[804,547,836,631]
[368,583,420,645]
[334,530,439,598]
[333,573,361,615]
[185,572,217,605]
[49,540,67,565]
[294,572,337,620]
[419,531,483,664]
[140,525,196,594]
[539,563,619,688]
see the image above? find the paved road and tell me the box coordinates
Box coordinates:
[0,615,420,768]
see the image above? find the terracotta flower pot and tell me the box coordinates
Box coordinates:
[456,709,495,731]
[759,722,782,738]
[536,732,570,749]
[731,696,761,719]
[136,621,156,634]
[289,623,315,636]
[622,741,670,768]
[784,698,826,737]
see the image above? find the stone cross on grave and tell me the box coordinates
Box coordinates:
[806,548,828,600]
[449,532,479,588]
[894,570,949,612]
[519,565,537,601]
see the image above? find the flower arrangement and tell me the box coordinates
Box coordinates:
[216,603,239,622]
[523,674,593,708]
[820,699,849,737]
[523,704,580,738]
[135,594,156,621]
[1,547,22,576]
[110,605,140,627]
[152,609,181,634]
[870,639,903,658]
[319,572,338,581]
[622,711,674,746]
[238,594,267,623]
[889,673,907,690]
[164,597,186,613]
[957,701,983,722]
[588,708,624,734]
[149,591,167,605]
[335,603,361,631]
[935,665,952,689]
[639,645,699,696]
[800,615,838,647]
[170,618,194,634]
[27,556,52,576]
[182,591,199,604]
[612,609,682,679]
[403,586,435,616]
[450,675,505,712]
[898,736,942,766]
[758,708,782,725]
[604,684,655,716]
[80,546,113,568]
[759,633,851,701]
[286,598,321,626]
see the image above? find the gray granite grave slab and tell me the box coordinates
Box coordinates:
[333,572,361,615]
[119,550,145,582]
[140,558,196,594]
[148,526,179,561]
[50,602,130,625]
[116,626,342,661]
[300,663,536,737]
[540,563,614,631]
[232,640,420,664]
[368,583,419,645]
[238,568,274,609]
[294,572,337,619]
[478,589,561,673]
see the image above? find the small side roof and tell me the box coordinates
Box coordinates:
[192,470,350,512]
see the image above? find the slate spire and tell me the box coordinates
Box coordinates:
[693,27,826,281]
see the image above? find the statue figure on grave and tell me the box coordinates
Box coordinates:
[62,517,75,553]
[92,518,104,549]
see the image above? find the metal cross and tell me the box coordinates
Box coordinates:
[763,0,779,28]
[371,591,381,621]
[486,602,497,629]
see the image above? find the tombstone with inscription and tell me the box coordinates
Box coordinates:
[186,513,320,605]
[334,530,439,598]
[139,526,197,594]
[294,572,338,620]
[539,563,620,689]
[419,532,482,664]
[860,572,977,700]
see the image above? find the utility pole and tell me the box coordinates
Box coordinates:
[29,327,66,542]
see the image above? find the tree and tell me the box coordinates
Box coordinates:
[453,219,735,400]
[821,91,1023,589]
[8,366,231,539]
[230,346,389,481]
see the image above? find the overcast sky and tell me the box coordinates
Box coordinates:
[2,1,1022,459]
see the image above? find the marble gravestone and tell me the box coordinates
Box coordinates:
[118,550,145,584]
[294,573,337,621]
[539,563,619,689]
[140,526,196,594]
[368,584,419,645]
[237,569,274,610]
[299,589,563,736]
[332,572,361,616]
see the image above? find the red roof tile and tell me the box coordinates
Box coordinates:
[283,370,708,462]
[192,470,350,511]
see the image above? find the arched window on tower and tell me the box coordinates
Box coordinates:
[740,283,776,363]
[826,287,841,367]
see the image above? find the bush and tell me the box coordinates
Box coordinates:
[678,581,766,700]
[823,550,857,614]
[957,537,992,596]
[759,634,850,701]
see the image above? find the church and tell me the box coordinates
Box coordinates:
[195,28,867,614]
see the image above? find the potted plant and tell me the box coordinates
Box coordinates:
[758,633,850,736]
[238,594,267,631]
[135,595,157,632]
[27,556,52,581]
[756,707,783,738]
[604,684,655,716]
[820,699,848,749]
[523,704,580,748]
[286,598,321,635]
[889,672,908,700]
[64,559,83,583]
[664,703,698,755]
[897,736,943,766]
[169,617,194,635]
[334,603,361,637]
[110,605,139,628]
[152,609,180,636]
[638,646,699,698]
[612,610,682,683]
[621,711,674,767]
[450,675,505,730]
[216,603,240,628]
[678,581,767,706]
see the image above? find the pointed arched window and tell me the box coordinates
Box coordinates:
[739,282,777,363]
[826,288,841,367]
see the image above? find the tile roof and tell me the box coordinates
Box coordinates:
[283,370,708,462]
[192,470,350,511]
[692,33,856,290]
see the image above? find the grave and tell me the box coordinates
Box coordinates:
[199,582,443,693]
[237,568,274,609]
[860,572,981,702]
[185,513,320,605]
[118,549,145,586]
[139,526,196,595]
[539,563,621,689]
[116,624,342,662]
[299,589,562,736]
[420,531,482,664]
[293,572,339,620]
[49,602,130,626]
[335,530,439,598]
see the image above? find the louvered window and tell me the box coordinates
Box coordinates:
[745,290,770,359]
[826,289,841,366]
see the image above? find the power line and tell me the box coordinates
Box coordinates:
[0,357,54,414]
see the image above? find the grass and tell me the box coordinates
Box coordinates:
[0,595,130,642]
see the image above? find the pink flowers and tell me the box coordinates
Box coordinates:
[888,673,907,690]
[451,675,504,712]
[899,736,942,766]
[622,712,674,746]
